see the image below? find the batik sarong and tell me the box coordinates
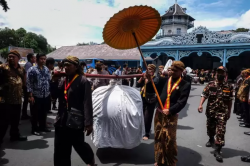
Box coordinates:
[154,110,178,166]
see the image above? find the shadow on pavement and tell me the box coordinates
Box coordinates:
[3,139,49,150]
[178,103,189,119]
[96,144,203,166]
[218,148,250,159]
[177,146,203,166]
[96,142,155,165]
[0,150,9,166]
[191,87,197,91]
[177,125,194,130]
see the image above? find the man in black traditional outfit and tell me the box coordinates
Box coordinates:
[137,64,167,141]
[54,56,95,166]
[154,61,191,166]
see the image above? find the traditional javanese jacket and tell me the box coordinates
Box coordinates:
[156,78,191,115]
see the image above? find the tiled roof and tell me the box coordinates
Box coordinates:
[9,46,34,57]
[162,3,195,21]
[47,44,152,60]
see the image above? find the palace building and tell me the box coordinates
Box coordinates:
[141,1,250,80]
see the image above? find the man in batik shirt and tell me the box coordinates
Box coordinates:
[198,66,233,162]
[27,53,51,136]
[0,50,27,147]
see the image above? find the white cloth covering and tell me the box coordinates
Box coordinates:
[91,81,145,149]
[163,59,173,72]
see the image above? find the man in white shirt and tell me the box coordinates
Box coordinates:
[115,65,121,76]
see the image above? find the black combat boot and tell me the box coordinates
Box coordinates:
[214,145,223,162]
[205,137,214,147]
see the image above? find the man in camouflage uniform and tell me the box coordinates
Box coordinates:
[198,66,233,162]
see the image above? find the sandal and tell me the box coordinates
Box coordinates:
[142,136,149,140]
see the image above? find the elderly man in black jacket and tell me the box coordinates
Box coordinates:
[154,61,191,166]
[54,56,95,166]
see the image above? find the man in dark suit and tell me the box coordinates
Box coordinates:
[154,61,191,166]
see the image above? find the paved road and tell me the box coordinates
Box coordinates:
[1,85,250,166]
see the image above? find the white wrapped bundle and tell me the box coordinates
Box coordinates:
[91,82,145,149]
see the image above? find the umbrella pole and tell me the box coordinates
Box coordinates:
[132,32,164,110]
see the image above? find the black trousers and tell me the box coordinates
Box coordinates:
[54,127,94,166]
[241,102,250,124]
[22,87,29,116]
[0,104,21,143]
[30,96,50,131]
[142,98,156,137]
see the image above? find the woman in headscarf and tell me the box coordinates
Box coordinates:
[89,62,109,91]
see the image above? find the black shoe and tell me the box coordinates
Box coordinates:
[237,116,243,119]
[47,110,53,114]
[238,119,244,122]
[240,122,245,125]
[31,131,40,136]
[241,155,250,162]
[21,115,30,120]
[206,138,214,147]
[10,135,27,142]
[244,131,250,135]
[239,124,250,128]
[214,151,223,162]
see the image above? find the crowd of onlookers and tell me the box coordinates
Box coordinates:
[1,51,250,164]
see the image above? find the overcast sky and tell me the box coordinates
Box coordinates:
[0,0,249,48]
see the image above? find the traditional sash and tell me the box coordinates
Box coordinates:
[163,77,182,109]
[64,74,79,106]
[140,76,155,97]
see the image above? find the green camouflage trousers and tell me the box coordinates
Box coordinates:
[206,112,227,146]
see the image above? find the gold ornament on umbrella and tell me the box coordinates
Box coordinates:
[103,5,164,109]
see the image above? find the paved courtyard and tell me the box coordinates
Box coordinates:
[1,85,250,166]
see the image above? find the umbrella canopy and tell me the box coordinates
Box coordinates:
[103,5,161,49]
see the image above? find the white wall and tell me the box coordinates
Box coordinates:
[162,24,187,35]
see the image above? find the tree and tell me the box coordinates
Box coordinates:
[16,28,27,47]
[47,44,56,53]
[0,27,18,48]
[234,28,249,32]
[0,0,9,12]
[0,27,53,57]
[77,42,89,46]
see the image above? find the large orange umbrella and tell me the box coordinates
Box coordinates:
[103,5,164,109]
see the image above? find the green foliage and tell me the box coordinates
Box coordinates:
[0,0,9,12]
[0,47,9,58]
[234,28,249,32]
[0,27,55,57]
